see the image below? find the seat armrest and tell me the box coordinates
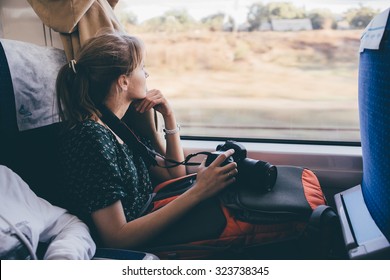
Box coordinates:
[334,185,390,259]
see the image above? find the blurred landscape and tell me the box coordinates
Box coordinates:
[118,2,383,141]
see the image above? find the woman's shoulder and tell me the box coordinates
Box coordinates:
[63,119,114,146]
[68,119,107,134]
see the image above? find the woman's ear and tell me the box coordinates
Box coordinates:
[117,74,129,92]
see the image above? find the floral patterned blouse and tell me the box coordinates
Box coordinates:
[59,119,153,226]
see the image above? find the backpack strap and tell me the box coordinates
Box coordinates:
[304,205,343,258]
[308,205,337,230]
[98,104,158,166]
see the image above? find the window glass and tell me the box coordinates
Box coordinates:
[115,0,388,142]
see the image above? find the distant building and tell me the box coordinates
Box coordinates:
[271,18,313,31]
[237,22,251,32]
[259,20,272,31]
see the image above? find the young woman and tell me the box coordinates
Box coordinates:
[56,32,238,249]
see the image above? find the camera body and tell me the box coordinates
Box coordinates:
[206,140,277,192]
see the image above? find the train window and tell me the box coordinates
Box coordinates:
[115,0,387,142]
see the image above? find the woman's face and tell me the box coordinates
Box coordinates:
[126,62,149,101]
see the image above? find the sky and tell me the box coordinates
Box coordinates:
[118,0,389,23]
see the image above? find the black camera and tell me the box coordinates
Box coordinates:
[205,140,277,192]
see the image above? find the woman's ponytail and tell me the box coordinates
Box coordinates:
[56,61,94,125]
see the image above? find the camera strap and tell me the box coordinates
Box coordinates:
[98,105,206,168]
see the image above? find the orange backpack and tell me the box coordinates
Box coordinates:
[140,166,340,260]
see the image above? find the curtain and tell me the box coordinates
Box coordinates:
[27,0,165,153]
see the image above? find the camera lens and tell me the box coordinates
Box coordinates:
[262,162,277,190]
[239,158,277,192]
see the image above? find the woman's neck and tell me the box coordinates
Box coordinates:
[103,92,131,120]
[106,103,129,120]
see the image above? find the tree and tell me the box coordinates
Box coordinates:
[201,12,225,31]
[117,11,138,26]
[163,9,195,25]
[308,9,335,30]
[266,2,306,20]
[345,6,379,29]
[247,2,307,31]
[142,9,196,32]
[247,2,266,31]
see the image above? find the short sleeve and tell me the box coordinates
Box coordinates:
[60,123,129,214]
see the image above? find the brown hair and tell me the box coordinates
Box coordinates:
[56,32,144,125]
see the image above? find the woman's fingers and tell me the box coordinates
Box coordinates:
[222,164,238,181]
[135,92,159,113]
[195,150,238,198]
[133,89,171,115]
[209,149,235,168]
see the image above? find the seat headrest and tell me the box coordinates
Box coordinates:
[0,39,66,131]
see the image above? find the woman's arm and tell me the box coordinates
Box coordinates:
[132,89,186,182]
[91,150,237,249]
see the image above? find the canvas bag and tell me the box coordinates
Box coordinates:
[138,167,331,259]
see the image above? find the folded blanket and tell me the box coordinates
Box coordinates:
[1,39,66,131]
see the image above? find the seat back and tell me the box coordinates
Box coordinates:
[359,10,390,242]
[0,40,65,208]
[0,38,161,260]
[334,9,390,259]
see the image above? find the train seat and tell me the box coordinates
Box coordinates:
[334,8,390,259]
[0,39,64,207]
[0,38,158,260]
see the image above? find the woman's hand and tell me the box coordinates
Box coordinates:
[190,149,238,201]
[132,89,173,117]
